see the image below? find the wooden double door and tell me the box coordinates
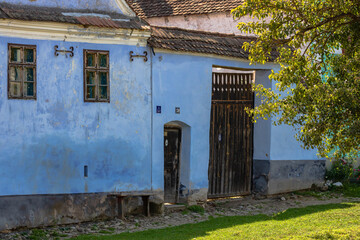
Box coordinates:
[208,72,254,198]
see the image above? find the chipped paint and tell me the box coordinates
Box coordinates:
[151,51,319,197]
[147,12,240,35]
[0,35,152,197]
[0,0,322,230]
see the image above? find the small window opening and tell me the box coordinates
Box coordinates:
[83,50,110,102]
[8,44,37,100]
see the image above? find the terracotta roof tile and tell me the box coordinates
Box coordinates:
[125,0,243,18]
[76,16,120,28]
[0,3,149,30]
[148,26,255,59]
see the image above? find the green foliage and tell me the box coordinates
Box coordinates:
[50,231,68,238]
[354,166,360,181]
[187,205,205,214]
[232,0,360,158]
[181,209,190,215]
[91,224,99,231]
[98,230,114,234]
[28,229,47,240]
[326,159,354,182]
[331,182,360,197]
[295,182,360,198]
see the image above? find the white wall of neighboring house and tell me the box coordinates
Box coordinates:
[147,11,255,35]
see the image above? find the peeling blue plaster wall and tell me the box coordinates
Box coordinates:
[0,36,152,196]
[0,0,123,13]
[0,38,321,198]
[151,52,320,194]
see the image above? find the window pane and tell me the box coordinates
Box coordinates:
[99,72,108,85]
[25,68,34,82]
[11,47,21,62]
[86,53,96,67]
[86,86,96,99]
[9,82,21,97]
[99,86,108,99]
[99,54,108,68]
[24,49,34,63]
[24,82,34,97]
[86,71,96,84]
[9,67,22,81]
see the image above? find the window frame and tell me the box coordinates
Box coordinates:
[8,43,37,100]
[83,49,110,103]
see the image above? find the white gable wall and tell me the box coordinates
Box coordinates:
[147,11,255,35]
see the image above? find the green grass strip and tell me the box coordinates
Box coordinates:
[73,202,360,240]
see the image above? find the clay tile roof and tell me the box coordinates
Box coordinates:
[148,26,257,59]
[125,0,243,18]
[0,2,149,30]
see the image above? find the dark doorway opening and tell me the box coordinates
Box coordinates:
[164,126,181,203]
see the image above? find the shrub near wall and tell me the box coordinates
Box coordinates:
[325,159,354,182]
[353,166,360,181]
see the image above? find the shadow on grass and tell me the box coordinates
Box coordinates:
[72,203,355,240]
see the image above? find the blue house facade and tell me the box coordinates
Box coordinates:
[148,26,324,202]
[0,0,155,229]
[0,0,325,230]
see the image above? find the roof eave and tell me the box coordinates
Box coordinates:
[0,18,151,46]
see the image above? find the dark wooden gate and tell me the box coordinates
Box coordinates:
[208,72,254,198]
[164,127,181,203]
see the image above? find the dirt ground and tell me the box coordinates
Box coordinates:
[1,192,359,239]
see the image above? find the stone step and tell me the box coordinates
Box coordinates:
[164,204,186,213]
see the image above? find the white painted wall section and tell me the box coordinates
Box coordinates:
[147,12,255,35]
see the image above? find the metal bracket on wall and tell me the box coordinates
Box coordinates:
[54,45,74,57]
[129,51,148,62]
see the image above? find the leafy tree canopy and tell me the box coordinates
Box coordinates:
[232,0,360,158]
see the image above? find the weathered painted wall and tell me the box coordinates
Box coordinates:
[0,36,152,196]
[151,51,301,201]
[151,51,322,199]
[147,12,254,35]
[0,0,123,13]
[252,70,322,195]
[253,70,272,161]
[151,52,214,197]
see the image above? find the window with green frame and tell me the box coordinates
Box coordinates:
[8,44,36,99]
[84,49,110,102]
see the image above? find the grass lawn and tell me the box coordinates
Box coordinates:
[73,201,360,240]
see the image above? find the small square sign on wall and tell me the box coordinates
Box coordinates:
[175,107,180,114]
[156,106,161,113]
